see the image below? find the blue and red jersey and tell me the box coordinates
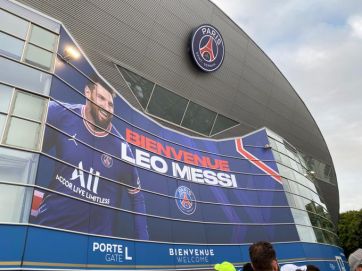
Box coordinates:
[33,101,148,239]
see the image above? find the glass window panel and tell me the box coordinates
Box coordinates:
[323,231,337,245]
[293,195,305,210]
[0,183,32,223]
[282,178,291,192]
[0,57,52,95]
[24,44,53,71]
[280,152,291,167]
[291,208,312,226]
[308,212,322,228]
[290,159,299,171]
[4,117,41,150]
[324,164,332,178]
[297,152,307,168]
[118,66,154,109]
[0,147,39,184]
[277,164,294,180]
[0,113,6,135]
[0,9,29,39]
[147,85,188,124]
[12,91,46,121]
[211,114,238,135]
[0,84,13,113]
[276,141,286,154]
[0,32,24,60]
[266,128,284,142]
[314,227,327,243]
[29,25,57,51]
[296,225,317,243]
[287,150,299,162]
[181,101,216,135]
[298,184,313,201]
[269,138,277,150]
[285,192,296,208]
[294,172,306,185]
[273,150,282,163]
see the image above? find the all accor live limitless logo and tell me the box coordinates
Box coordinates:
[191,24,225,72]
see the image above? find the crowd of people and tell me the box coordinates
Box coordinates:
[214,241,362,271]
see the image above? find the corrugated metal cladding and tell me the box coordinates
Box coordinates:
[17,0,339,221]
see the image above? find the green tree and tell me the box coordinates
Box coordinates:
[338,209,362,257]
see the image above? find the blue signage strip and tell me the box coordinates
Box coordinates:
[0,226,347,270]
[0,225,27,269]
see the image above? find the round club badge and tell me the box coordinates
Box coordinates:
[190,24,225,72]
[175,186,197,215]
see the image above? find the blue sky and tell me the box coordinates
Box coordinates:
[212,0,362,212]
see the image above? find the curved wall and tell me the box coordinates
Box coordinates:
[0,0,345,270]
[15,0,340,223]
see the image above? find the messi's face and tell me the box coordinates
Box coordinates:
[86,83,114,130]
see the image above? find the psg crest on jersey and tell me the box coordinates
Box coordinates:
[101,154,113,168]
[190,24,225,72]
[175,186,197,215]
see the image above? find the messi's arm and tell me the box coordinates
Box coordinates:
[120,138,149,240]
[128,185,149,240]
[42,101,63,152]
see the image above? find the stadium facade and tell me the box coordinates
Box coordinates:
[0,0,347,270]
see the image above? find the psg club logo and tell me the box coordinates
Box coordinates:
[175,186,197,215]
[190,24,225,72]
[101,154,113,168]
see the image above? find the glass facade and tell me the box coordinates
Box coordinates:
[147,84,189,124]
[0,9,57,72]
[0,57,52,94]
[0,4,54,237]
[0,85,48,151]
[117,65,239,136]
[267,129,338,245]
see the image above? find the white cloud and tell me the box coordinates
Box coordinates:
[213,0,362,212]
[348,15,362,38]
[295,47,328,69]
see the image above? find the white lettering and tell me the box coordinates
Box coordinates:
[171,163,237,188]
[172,162,191,179]
[121,143,135,164]
[191,168,204,184]
[125,247,132,260]
[135,149,151,169]
[70,162,100,194]
[150,155,168,173]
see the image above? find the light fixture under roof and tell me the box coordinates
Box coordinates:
[63,45,81,61]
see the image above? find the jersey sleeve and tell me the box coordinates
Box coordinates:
[42,101,64,152]
[119,139,149,240]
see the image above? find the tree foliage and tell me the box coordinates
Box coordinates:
[338,209,362,257]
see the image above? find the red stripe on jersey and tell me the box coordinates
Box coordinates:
[31,190,44,216]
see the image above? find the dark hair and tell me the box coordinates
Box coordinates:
[243,262,254,271]
[249,241,276,271]
[86,73,115,96]
[306,265,320,271]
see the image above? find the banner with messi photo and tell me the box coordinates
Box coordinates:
[29,26,299,245]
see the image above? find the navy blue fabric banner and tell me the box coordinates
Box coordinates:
[26,26,301,245]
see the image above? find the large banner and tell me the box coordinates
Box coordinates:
[29,27,299,246]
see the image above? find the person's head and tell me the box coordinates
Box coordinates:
[349,249,362,271]
[243,262,254,271]
[214,261,236,271]
[85,75,115,130]
[306,265,319,271]
[249,241,278,271]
